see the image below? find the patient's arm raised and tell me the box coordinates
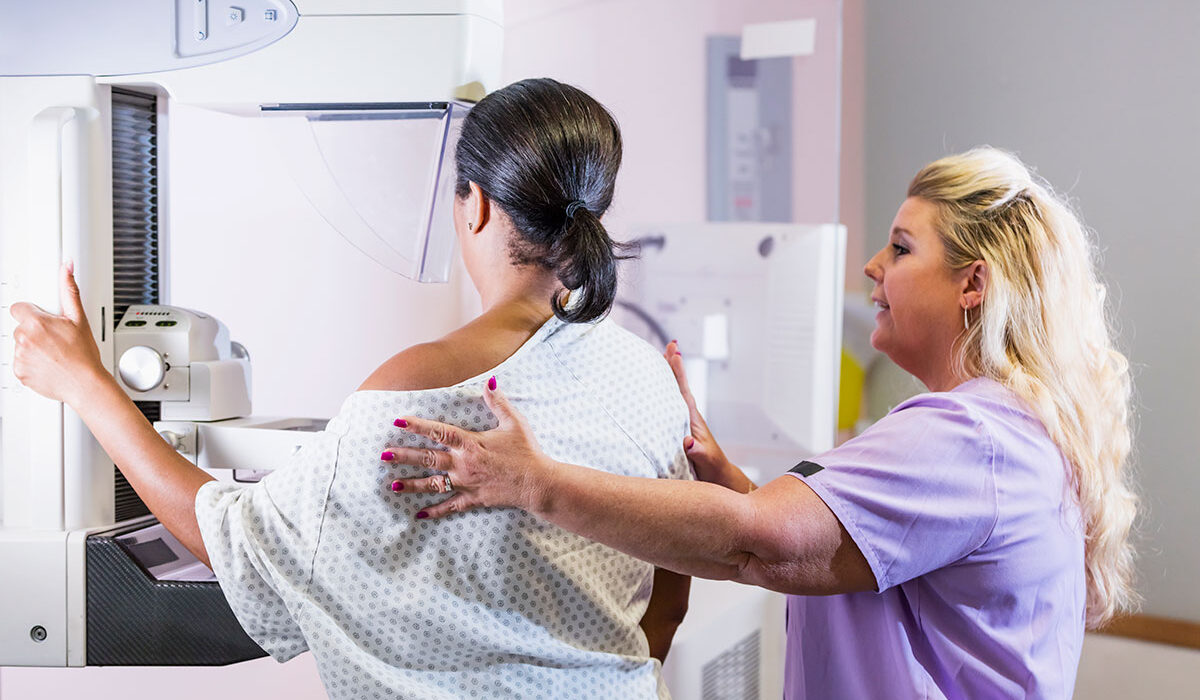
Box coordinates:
[10,263,215,566]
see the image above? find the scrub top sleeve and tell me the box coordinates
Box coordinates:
[791,396,999,592]
[195,430,341,661]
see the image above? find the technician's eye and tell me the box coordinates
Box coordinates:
[892,244,909,256]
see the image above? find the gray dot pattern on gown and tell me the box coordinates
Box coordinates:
[196,317,693,699]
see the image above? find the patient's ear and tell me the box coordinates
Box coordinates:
[467,181,492,235]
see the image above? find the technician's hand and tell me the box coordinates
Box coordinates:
[383,379,556,519]
[664,340,738,488]
[10,262,106,406]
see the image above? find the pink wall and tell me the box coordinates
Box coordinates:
[502,0,865,290]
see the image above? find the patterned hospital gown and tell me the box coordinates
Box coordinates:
[195,317,693,699]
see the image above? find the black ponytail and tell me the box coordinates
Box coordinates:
[454,78,631,323]
[548,207,635,322]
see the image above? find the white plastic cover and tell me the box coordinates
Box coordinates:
[262,101,469,282]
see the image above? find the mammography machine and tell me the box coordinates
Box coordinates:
[0,0,502,667]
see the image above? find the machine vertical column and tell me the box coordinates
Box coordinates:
[0,75,113,666]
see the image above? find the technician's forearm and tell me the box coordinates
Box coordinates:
[530,463,757,580]
[72,370,214,566]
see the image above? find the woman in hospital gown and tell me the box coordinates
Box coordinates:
[386,147,1140,699]
[10,78,693,699]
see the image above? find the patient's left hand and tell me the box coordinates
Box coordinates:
[10,262,106,406]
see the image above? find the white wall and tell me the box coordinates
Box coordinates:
[161,104,470,420]
[864,0,1200,624]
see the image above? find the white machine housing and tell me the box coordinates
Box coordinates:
[114,305,251,421]
[618,223,846,478]
[0,0,502,667]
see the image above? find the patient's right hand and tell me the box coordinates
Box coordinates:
[663,341,740,488]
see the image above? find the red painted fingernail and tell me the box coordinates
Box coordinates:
[394,419,408,428]
[391,480,404,492]
[672,339,678,345]
[487,376,497,391]
[416,511,429,520]
[381,451,394,461]
[684,436,695,450]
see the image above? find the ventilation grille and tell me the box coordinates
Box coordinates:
[111,88,160,325]
[112,468,145,523]
[110,88,159,522]
[701,630,761,700]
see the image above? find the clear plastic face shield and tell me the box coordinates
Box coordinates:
[261,101,471,283]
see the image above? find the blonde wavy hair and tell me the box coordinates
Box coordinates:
[908,147,1137,628]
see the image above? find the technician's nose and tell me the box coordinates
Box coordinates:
[864,249,884,284]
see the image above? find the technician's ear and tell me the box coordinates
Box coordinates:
[960,259,989,311]
[466,181,492,235]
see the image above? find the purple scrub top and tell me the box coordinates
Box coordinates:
[785,377,1085,699]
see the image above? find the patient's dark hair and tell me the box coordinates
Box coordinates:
[454,78,630,323]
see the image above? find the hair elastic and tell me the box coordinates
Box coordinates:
[565,200,586,220]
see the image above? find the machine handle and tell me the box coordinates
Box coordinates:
[21,105,94,531]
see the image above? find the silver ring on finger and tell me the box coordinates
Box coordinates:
[440,474,453,493]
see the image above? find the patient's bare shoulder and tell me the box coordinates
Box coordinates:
[357,341,465,392]
[356,320,520,392]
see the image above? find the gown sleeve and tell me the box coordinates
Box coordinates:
[194,429,343,661]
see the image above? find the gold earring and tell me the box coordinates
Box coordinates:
[467,222,474,231]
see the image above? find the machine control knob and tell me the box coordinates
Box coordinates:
[158,431,183,449]
[118,345,166,392]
